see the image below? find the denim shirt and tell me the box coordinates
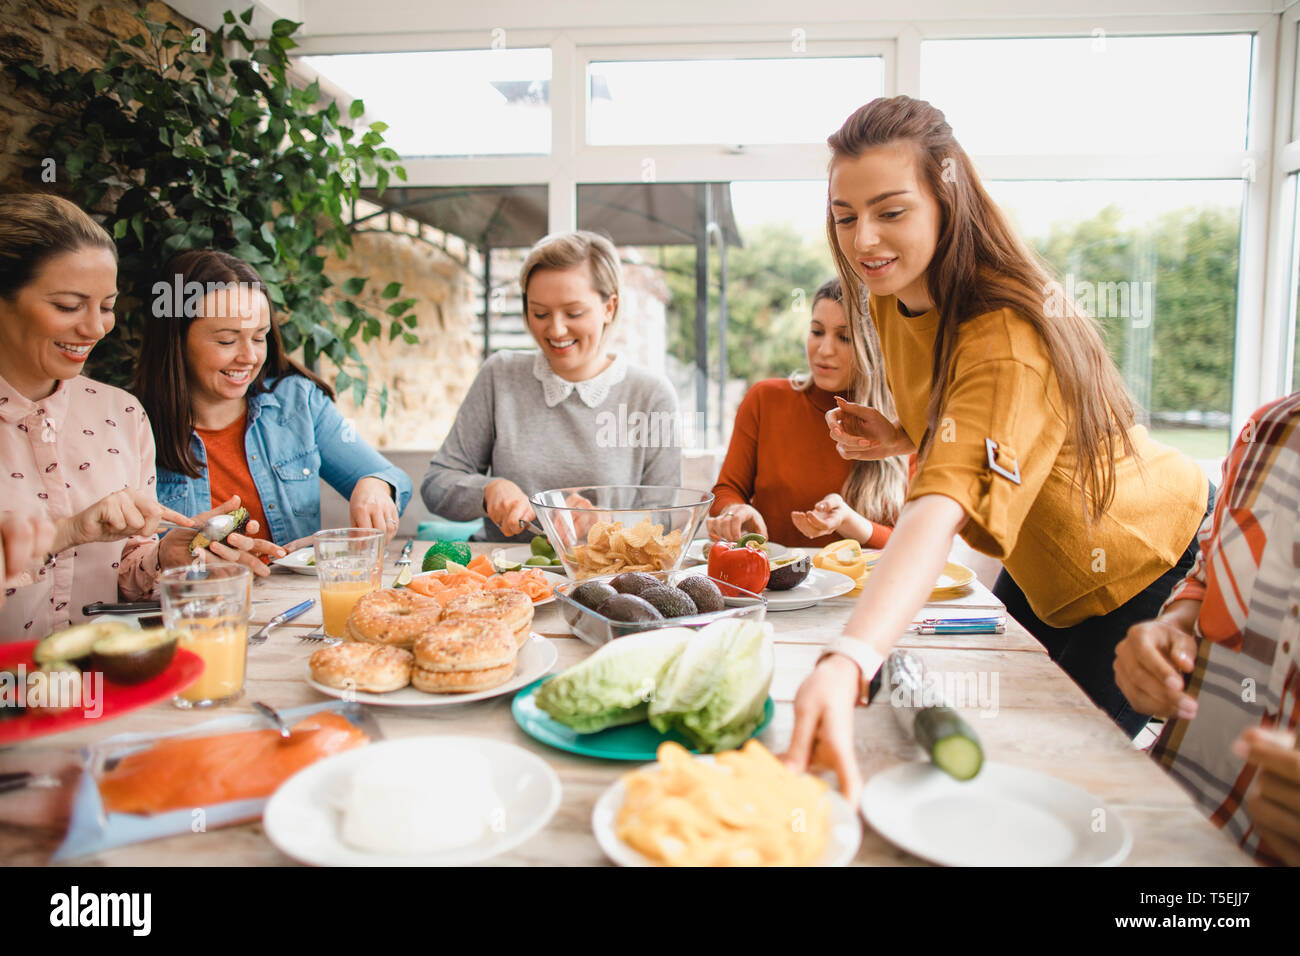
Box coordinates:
[154,375,412,544]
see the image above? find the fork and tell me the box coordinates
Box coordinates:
[297,630,336,643]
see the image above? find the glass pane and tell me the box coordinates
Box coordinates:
[990,180,1243,465]
[588,57,883,145]
[298,49,551,157]
[1292,174,1300,392]
[576,181,835,451]
[922,35,1252,155]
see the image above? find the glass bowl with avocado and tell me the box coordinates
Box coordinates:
[553,568,766,647]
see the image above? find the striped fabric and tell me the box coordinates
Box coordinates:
[1150,393,1300,865]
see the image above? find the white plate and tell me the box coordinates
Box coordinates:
[306,633,558,707]
[263,736,562,866]
[408,568,566,608]
[592,756,862,867]
[685,539,789,565]
[494,545,567,575]
[860,761,1132,867]
[272,546,318,576]
[722,566,856,611]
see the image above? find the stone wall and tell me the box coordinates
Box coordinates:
[320,229,481,451]
[0,0,197,190]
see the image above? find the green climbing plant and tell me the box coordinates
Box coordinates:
[8,6,416,411]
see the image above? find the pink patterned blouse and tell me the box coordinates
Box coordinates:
[0,373,163,640]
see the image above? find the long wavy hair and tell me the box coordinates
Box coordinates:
[132,249,333,478]
[791,277,907,525]
[825,96,1137,518]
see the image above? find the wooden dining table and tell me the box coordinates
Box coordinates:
[0,541,1248,866]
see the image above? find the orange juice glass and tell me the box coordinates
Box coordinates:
[159,564,251,708]
[313,529,384,642]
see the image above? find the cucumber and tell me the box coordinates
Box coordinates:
[914,706,984,781]
[883,650,985,781]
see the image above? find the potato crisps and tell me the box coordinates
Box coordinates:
[615,740,830,866]
[566,518,683,581]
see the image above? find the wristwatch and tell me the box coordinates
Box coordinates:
[818,635,885,705]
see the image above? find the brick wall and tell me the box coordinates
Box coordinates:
[0,0,197,190]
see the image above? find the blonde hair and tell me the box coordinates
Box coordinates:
[519,230,622,329]
[791,277,908,526]
[0,194,116,300]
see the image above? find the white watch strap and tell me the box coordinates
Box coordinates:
[820,636,885,704]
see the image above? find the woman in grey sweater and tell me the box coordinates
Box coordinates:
[421,231,683,542]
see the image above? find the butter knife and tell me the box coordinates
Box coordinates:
[392,538,415,588]
[249,598,315,645]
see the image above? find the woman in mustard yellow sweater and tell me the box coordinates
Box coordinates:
[786,96,1209,799]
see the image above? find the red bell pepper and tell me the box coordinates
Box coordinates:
[707,536,771,597]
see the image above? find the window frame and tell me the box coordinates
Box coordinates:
[290,10,1280,438]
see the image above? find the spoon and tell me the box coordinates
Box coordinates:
[160,513,237,542]
[252,701,292,740]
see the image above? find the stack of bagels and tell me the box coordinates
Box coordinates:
[309,586,534,695]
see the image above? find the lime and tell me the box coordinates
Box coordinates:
[530,535,556,558]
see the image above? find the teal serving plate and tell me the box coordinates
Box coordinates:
[511,678,775,760]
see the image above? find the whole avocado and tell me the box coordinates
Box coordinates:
[570,580,618,611]
[596,593,664,623]
[609,571,661,597]
[676,575,726,613]
[638,584,698,619]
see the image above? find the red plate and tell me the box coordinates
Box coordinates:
[0,640,204,746]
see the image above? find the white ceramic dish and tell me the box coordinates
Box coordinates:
[591,755,862,867]
[860,761,1132,867]
[722,566,856,611]
[493,545,567,575]
[272,546,318,576]
[263,736,562,866]
[306,634,557,707]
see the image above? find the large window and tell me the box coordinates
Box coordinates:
[299,49,552,157]
[922,35,1252,155]
[587,56,883,145]
[991,180,1242,461]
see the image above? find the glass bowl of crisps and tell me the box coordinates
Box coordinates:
[529,485,713,582]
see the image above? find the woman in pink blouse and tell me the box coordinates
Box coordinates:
[0,195,279,639]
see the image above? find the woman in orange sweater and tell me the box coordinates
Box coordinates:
[707,278,908,548]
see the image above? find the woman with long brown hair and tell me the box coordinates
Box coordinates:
[133,250,411,553]
[0,195,267,638]
[786,96,1210,798]
[706,277,909,548]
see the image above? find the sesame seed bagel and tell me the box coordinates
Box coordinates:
[309,642,413,693]
[345,587,443,649]
[410,660,516,694]
[412,618,517,672]
[443,588,534,647]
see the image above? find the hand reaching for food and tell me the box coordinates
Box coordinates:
[706,504,767,542]
[826,397,914,461]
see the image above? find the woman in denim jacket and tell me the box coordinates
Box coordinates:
[133,250,411,555]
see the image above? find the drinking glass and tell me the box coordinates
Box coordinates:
[314,528,384,642]
[160,563,252,708]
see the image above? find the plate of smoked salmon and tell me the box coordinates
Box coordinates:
[0,640,204,746]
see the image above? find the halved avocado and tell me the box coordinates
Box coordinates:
[190,506,250,554]
[766,555,812,591]
[89,628,178,685]
[33,619,134,669]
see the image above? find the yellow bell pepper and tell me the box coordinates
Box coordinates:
[813,539,873,595]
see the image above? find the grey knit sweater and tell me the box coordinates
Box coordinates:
[421,351,684,542]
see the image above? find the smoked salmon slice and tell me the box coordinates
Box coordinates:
[98,711,369,814]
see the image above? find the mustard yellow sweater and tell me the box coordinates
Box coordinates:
[870,293,1207,627]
